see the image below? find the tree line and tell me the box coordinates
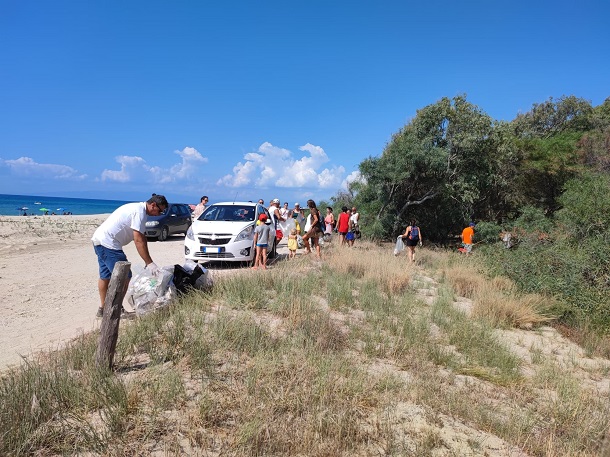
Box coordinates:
[327,94,610,331]
[328,94,610,242]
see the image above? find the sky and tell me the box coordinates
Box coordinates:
[1,0,609,205]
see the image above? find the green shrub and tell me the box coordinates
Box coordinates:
[555,172,610,239]
[514,206,553,233]
[473,221,503,243]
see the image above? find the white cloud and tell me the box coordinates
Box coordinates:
[100,155,146,182]
[342,170,364,190]
[100,147,208,184]
[1,157,87,180]
[217,160,259,187]
[217,142,347,190]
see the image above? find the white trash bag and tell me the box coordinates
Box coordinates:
[394,236,405,256]
[126,266,176,316]
[278,218,295,237]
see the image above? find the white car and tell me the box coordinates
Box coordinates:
[184,201,277,264]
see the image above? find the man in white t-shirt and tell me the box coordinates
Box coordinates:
[91,194,168,318]
[267,198,286,228]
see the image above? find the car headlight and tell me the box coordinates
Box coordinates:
[145,220,159,227]
[235,224,254,242]
[186,226,195,241]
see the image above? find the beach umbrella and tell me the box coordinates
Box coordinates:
[56,207,66,211]
[39,207,49,212]
[16,206,29,211]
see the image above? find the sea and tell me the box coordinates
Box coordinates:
[0,194,132,216]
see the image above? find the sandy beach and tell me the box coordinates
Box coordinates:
[0,214,253,371]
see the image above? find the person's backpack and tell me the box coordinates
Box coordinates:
[409,226,419,239]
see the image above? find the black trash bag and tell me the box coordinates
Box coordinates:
[173,263,206,295]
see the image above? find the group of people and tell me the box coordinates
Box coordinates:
[89,192,367,318]
[91,190,485,319]
[335,206,360,246]
[250,200,362,268]
[20,210,73,216]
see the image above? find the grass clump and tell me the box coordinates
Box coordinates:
[473,285,555,328]
[441,254,555,329]
[431,286,522,385]
[325,241,412,294]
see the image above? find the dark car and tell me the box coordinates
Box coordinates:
[145,203,192,241]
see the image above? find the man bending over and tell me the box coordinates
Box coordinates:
[91,194,168,317]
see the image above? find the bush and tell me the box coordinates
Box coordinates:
[362,218,386,241]
[555,173,610,239]
[474,221,503,244]
[514,206,553,233]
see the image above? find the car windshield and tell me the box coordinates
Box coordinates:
[200,205,256,222]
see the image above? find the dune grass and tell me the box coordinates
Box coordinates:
[1,241,609,456]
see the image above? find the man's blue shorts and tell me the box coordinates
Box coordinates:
[94,244,131,280]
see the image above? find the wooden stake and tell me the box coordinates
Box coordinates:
[95,261,131,370]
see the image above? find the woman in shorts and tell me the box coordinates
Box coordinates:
[302,199,323,258]
[401,219,422,263]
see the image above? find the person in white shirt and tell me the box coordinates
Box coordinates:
[350,206,360,228]
[267,198,286,229]
[91,194,168,318]
[279,202,289,220]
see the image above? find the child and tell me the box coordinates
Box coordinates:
[287,228,298,259]
[252,214,271,269]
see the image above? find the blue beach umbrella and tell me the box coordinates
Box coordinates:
[16,206,29,211]
[56,208,66,212]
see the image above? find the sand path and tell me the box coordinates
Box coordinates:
[0,215,266,370]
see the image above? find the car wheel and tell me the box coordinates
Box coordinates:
[158,225,169,241]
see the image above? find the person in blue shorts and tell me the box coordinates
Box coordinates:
[91,194,168,318]
[253,213,271,269]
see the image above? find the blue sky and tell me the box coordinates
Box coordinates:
[1,0,608,205]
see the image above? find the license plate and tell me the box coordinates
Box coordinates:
[203,247,220,253]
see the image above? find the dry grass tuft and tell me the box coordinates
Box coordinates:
[439,255,554,329]
[490,275,516,293]
[444,265,486,299]
[473,286,554,328]
[325,240,412,294]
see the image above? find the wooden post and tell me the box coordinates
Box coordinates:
[95,261,131,370]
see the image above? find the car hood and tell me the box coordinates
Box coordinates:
[191,219,254,235]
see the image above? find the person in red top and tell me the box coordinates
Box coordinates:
[336,206,351,246]
[461,222,475,255]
